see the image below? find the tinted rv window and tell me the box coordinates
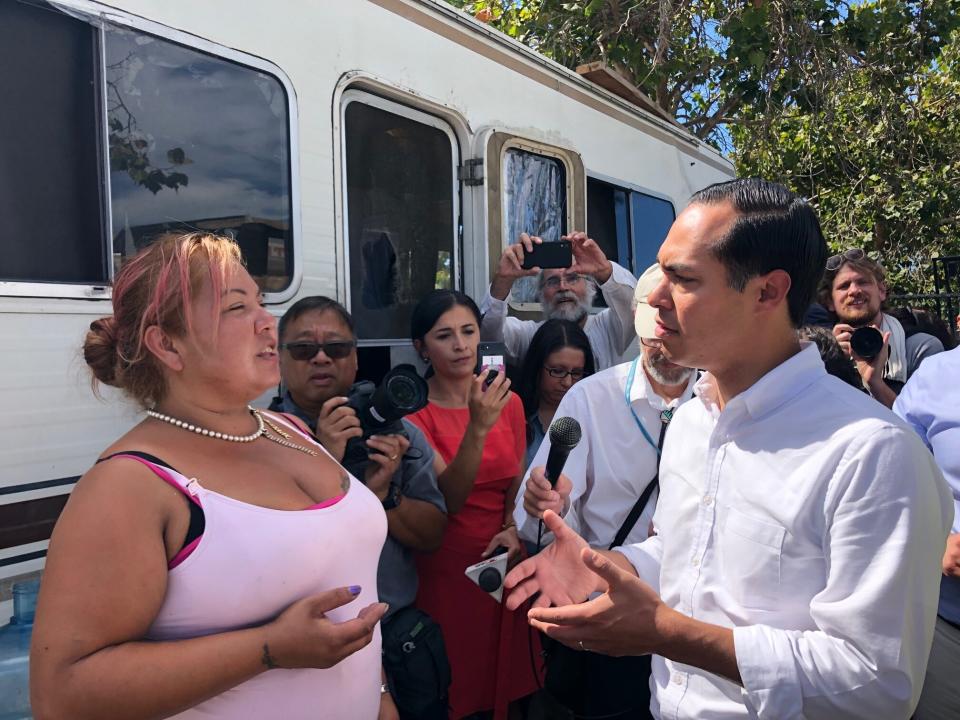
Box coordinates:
[343,101,456,341]
[0,2,105,283]
[630,192,675,272]
[502,149,567,302]
[105,26,293,291]
[585,178,676,277]
[587,178,630,272]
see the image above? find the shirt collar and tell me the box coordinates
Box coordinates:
[694,342,826,422]
[279,391,318,432]
[631,358,698,413]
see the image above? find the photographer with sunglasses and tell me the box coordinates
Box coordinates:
[271,296,450,720]
[819,248,943,408]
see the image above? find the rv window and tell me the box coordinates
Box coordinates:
[343,101,456,341]
[0,1,106,283]
[587,178,630,273]
[502,149,568,303]
[105,25,293,292]
[630,192,675,273]
[585,178,675,277]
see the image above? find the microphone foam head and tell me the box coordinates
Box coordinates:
[549,416,581,448]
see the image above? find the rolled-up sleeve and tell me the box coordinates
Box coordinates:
[733,427,952,719]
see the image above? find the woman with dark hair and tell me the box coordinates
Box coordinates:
[518,319,595,468]
[30,233,389,720]
[408,289,539,719]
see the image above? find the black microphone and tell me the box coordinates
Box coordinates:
[544,417,582,488]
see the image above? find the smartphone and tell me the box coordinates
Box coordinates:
[520,240,572,270]
[476,341,507,376]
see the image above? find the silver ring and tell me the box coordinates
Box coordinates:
[389,454,398,461]
[578,640,586,652]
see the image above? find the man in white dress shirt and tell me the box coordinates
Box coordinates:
[479,231,638,370]
[505,178,953,719]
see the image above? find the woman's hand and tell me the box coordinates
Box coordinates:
[378,691,400,720]
[467,370,511,435]
[364,435,410,500]
[482,525,522,565]
[263,587,388,670]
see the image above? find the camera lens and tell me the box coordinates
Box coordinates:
[850,326,884,360]
[386,374,420,409]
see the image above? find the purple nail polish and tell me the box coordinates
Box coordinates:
[349,585,362,595]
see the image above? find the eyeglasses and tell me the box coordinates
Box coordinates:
[543,366,588,380]
[825,248,865,272]
[543,273,584,289]
[281,340,356,361]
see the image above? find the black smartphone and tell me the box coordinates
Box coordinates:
[483,369,499,389]
[476,341,507,376]
[520,240,572,270]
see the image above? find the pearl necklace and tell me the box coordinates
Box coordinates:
[145,407,318,456]
[146,406,264,442]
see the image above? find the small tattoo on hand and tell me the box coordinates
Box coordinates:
[262,643,278,670]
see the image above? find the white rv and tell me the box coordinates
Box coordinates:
[0,0,733,588]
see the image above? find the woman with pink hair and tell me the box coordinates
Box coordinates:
[30,233,392,719]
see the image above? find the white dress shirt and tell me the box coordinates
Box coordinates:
[514,360,695,548]
[616,343,952,720]
[479,261,638,370]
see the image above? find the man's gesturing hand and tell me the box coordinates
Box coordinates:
[527,548,665,657]
[503,510,599,610]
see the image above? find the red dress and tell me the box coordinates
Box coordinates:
[409,392,542,718]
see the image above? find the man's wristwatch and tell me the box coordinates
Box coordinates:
[381,484,403,511]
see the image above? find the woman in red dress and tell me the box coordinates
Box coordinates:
[408,290,540,719]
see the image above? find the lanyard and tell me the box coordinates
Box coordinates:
[625,357,672,456]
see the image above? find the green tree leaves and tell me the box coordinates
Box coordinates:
[449,0,960,294]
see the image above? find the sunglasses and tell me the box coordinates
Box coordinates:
[543,273,584,289]
[544,366,588,380]
[825,248,865,272]
[281,340,356,361]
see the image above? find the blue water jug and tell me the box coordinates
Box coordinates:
[0,580,38,720]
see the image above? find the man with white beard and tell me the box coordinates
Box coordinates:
[479,232,638,370]
[513,265,694,720]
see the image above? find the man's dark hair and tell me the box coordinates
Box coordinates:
[278,296,354,342]
[690,178,827,327]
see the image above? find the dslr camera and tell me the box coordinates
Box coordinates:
[341,364,429,477]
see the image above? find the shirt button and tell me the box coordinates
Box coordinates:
[691,557,700,567]
[672,673,684,685]
[702,495,714,506]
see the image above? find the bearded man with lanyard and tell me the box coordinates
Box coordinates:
[514,264,696,720]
